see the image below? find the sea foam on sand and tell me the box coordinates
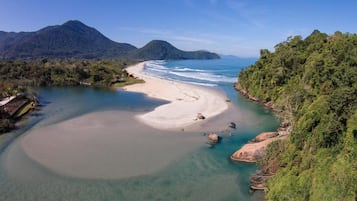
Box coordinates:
[123,62,229,131]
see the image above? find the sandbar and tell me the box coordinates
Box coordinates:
[123,62,229,131]
[20,110,203,179]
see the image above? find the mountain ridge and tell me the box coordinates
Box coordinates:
[130,40,220,60]
[0,20,219,60]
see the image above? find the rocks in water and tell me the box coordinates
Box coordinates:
[208,133,219,143]
[229,122,236,129]
[206,133,222,148]
[230,132,287,163]
[229,118,293,191]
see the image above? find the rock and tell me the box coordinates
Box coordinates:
[251,132,278,143]
[230,135,287,163]
[250,183,266,190]
[196,113,205,120]
[229,122,236,129]
[208,133,219,143]
[230,139,274,162]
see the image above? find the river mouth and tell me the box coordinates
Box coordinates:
[0,58,279,200]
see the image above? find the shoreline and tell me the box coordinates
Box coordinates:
[231,82,292,191]
[122,62,230,131]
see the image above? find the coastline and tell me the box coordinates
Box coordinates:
[231,82,292,191]
[122,62,230,131]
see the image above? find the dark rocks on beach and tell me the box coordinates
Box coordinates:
[196,113,205,120]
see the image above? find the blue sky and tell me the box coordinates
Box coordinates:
[0,0,356,57]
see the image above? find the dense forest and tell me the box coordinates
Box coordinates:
[237,30,357,200]
[0,59,141,134]
[0,20,219,60]
[0,59,139,89]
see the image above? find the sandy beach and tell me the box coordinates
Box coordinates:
[123,62,229,131]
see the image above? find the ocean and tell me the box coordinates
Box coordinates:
[0,57,279,201]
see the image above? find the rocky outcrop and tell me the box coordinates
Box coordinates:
[234,81,293,190]
[230,134,286,163]
[230,120,291,163]
[230,120,292,191]
[250,132,278,143]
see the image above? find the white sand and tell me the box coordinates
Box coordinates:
[123,62,229,130]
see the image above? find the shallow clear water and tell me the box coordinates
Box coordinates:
[0,58,279,201]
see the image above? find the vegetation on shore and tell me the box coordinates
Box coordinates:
[0,59,139,88]
[236,30,357,200]
[0,59,142,134]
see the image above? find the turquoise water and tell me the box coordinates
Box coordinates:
[0,58,279,201]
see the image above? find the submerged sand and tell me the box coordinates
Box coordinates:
[21,111,203,179]
[123,62,229,131]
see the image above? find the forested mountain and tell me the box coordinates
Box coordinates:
[236,30,357,200]
[130,40,220,60]
[0,20,137,59]
[0,20,219,60]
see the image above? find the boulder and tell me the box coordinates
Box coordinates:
[230,135,287,163]
[208,133,218,142]
[230,138,277,162]
[196,113,205,120]
[208,133,219,143]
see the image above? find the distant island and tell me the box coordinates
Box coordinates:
[0,20,219,60]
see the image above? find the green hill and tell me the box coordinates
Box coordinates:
[236,30,357,200]
[0,20,137,59]
[130,40,220,60]
[0,21,219,60]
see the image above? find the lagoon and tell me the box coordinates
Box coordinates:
[0,58,279,201]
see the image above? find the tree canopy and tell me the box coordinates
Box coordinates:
[0,59,140,134]
[0,59,137,88]
[237,30,357,200]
